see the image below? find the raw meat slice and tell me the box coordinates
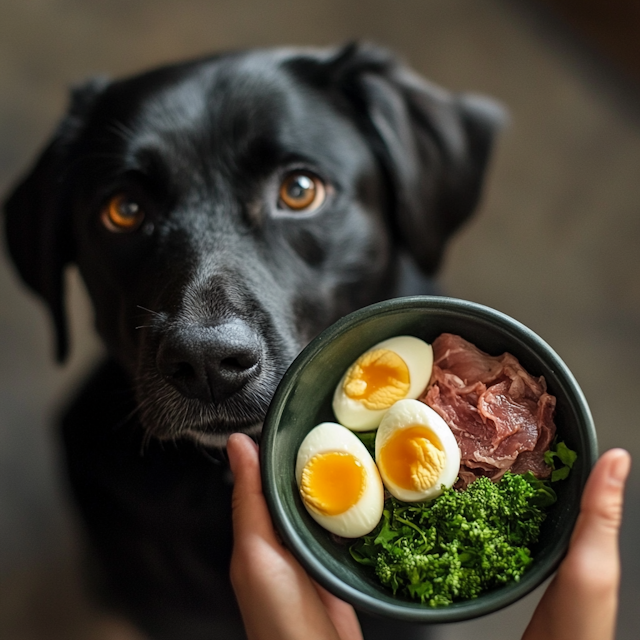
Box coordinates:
[420,333,556,487]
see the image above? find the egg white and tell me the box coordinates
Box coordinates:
[295,422,384,537]
[332,336,433,431]
[375,399,460,502]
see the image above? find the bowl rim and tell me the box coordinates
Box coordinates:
[261,295,598,622]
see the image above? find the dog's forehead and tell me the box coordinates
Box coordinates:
[136,56,293,132]
[99,51,362,167]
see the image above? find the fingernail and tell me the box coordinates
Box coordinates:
[609,450,631,484]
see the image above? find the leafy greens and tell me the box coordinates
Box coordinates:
[350,472,555,606]
[544,440,578,482]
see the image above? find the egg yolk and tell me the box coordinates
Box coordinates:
[378,426,446,492]
[300,452,366,516]
[343,349,410,410]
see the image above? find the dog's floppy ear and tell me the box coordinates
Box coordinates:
[319,43,506,275]
[3,77,108,362]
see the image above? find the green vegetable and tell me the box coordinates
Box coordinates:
[544,441,578,483]
[350,473,553,606]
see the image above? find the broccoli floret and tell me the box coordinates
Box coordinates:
[350,472,553,606]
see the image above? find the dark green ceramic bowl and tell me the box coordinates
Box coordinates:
[261,296,597,623]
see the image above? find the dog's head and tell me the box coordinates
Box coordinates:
[3,44,503,445]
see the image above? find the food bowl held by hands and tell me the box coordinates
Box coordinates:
[260,296,597,623]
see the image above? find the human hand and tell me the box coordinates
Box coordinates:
[228,432,364,640]
[229,433,630,640]
[522,448,631,640]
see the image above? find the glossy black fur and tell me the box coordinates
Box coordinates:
[4,44,502,639]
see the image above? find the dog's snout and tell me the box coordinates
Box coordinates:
[157,320,263,404]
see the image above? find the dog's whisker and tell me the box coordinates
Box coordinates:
[136,305,162,317]
[106,120,139,145]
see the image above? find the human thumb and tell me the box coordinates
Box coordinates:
[227,432,281,545]
[553,448,630,638]
[567,448,630,570]
[522,449,631,640]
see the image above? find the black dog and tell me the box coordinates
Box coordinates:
[4,43,502,639]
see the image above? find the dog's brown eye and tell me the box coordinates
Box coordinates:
[101,194,144,232]
[279,173,325,212]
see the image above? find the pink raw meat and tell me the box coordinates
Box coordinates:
[420,333,556,488]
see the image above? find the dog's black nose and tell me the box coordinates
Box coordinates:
[157,320,263,403]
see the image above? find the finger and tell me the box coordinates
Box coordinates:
[564,448,630,589]
[570,448,630,550]
[227,433,281,546]
[522,448,631,640]
[312,582,363,640]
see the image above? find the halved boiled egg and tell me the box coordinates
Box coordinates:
[295,422,384,537]
[375,399,460,502]
[332,336,433,431]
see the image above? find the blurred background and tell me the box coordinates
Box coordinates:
[1,0,638,638]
